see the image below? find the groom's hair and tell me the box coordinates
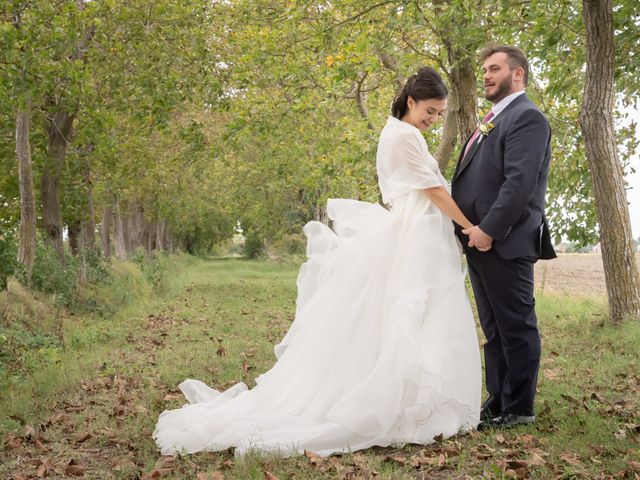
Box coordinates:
[479,45,529,86]
[391,66,448,119]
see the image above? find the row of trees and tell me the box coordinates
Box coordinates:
[1,0,638,321]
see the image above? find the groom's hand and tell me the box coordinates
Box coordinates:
[462,226,493,252]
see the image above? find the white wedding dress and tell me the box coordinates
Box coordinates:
[153,116,481,457]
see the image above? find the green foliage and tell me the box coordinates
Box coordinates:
[270,233,307,256]
[30,246,78,306]
[1,0,639,262]
[0,233,19,290]
[243,229,266,259]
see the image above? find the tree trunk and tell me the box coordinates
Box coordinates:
[378,51,404,93]
[580,0,640,322]
[354,73,375,131]
[16,99,37,283]
[68,220,81,255]
[165,223,174,253]
[77,227,88,285]
[156,219,166,251]
[41,110,74,262]
[449,60,477,143]
[101,205,112,259]
[82,158,96,252]
[113,200,127,259]
[435,88,460,173]
[126,202,145,254]
[143,218,153,254]
[434,59,476,173]
[433,0,480,172]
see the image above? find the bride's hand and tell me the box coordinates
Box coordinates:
[462,225,493,252]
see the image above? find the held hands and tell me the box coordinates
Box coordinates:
[462,225,493,252]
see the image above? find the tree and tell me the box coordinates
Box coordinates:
[580,0,640,321]
[16,98,36,282]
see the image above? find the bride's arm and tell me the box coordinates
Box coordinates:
[423,186,473,230]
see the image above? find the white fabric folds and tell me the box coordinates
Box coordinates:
[153,116,481,457]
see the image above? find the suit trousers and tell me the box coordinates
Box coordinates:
[466,252,540,417]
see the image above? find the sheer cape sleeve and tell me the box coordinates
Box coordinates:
[376,116,443,204]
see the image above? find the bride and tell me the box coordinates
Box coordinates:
[154,67,481,457]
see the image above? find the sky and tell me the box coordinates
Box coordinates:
[623,105,639,239]
[627,167,639,239]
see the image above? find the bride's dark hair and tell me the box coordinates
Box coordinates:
[391,67,448,119]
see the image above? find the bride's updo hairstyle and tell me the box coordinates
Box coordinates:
[391,67,448,119]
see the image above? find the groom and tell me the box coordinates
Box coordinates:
[451,45,556,429]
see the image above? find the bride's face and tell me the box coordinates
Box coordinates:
[403,97,447,131]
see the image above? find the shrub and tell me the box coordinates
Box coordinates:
[243,231,265,259]
[269,233,307,256]
[0,234,19,290]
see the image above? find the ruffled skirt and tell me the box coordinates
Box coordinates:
[154,191,481,457]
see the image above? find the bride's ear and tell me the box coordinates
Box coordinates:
[406,96,416,112]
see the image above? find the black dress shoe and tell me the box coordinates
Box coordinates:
[480,406,499,422]
[480,398,500,422]
[477,413,536,431]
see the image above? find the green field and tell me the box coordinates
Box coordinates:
[1,257,639,479]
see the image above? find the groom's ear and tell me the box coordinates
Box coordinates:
[513,67,525,85]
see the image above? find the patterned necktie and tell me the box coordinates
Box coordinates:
[463,111,495,159]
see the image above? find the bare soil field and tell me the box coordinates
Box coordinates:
[534,252,640,297]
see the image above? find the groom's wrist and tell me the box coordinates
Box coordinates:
[478,218,502,240]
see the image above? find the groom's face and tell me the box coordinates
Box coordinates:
[482,53,517,103]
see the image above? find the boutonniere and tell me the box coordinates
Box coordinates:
[478,121,495,136]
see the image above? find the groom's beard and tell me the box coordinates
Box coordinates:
[485,76,514,103]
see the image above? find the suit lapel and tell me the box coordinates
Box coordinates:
[452,94,530,183]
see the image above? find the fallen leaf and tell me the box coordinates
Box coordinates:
[34,438,49,452]
[48,413,69,424]
[163,392,184,402]
[154,456,176,471]
[505,467,528,479]
[590,392,606,403]
[264,471,279,480]
[75,432,93,443]
[197,472,225,480]
[615,429,627,439]
[304,450,323,467]
[64,403,84,413]
[216,347,226,357]
[24,425,37,440]
[560,393,580,404]
[385,454,409,466]
[65,465,86,477]
[529,452,546,466]
[443,443,462,455]
[624,423,640,435]
[495,433,506,444]
[5,433,24,449]
[147,469,173,478]
[111,457,137,472]
[543,369,559,380]
[559,452,582,466]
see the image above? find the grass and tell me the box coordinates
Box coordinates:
[1,257,639,479]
